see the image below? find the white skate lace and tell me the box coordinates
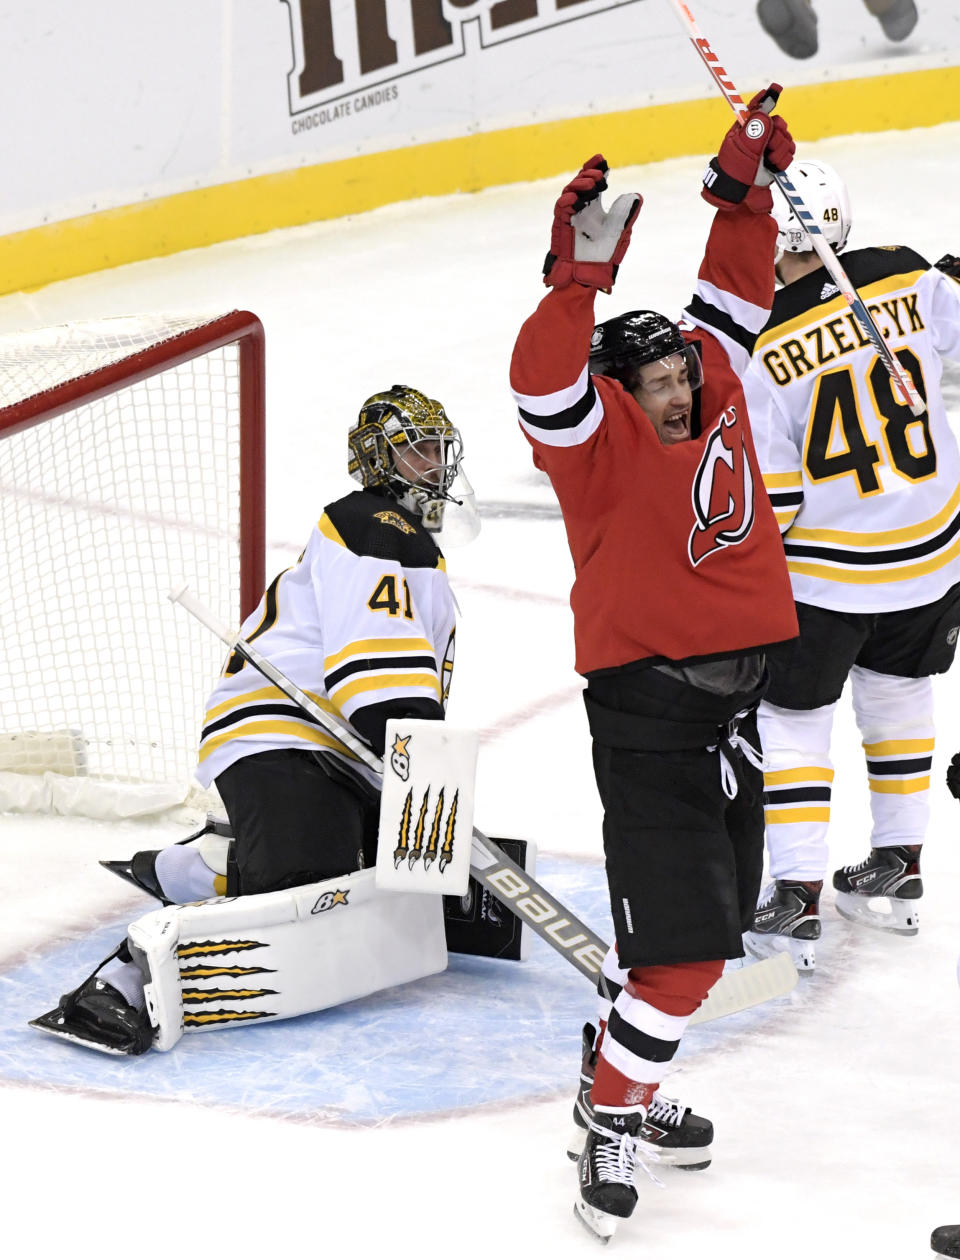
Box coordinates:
[844,852,877,874]
[592,1125,664,1190]
[646,1094,690,1128]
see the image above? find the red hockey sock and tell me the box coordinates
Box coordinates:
[626,957,725,1016]
[589,958,726,1108]
[591,1050,657,1111]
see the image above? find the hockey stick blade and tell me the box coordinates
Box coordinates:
[665,0,925,416]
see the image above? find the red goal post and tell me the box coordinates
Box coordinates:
[0,311,265,818]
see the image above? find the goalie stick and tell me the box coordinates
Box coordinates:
[170,585,798,1016]
[667,0,926,417]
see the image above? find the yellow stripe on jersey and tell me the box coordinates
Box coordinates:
[775,509,800,529]
[787,531,960,585]
[324,637,435,671]
[868,777,930,794]
[754,270,927,351]
[862,738,935,756]
[786,480,960,547]
[764,766,835,785]
[762,471,803,489]
[329,672,443,706]
[318,514,347,548]
[763,807,832,823]
[203,684,337,725]
[198,719,361,765]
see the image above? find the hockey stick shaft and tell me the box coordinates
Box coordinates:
[666,0,926,417]
[169,585,608,980]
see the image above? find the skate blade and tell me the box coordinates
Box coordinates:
[833,890,919,936]
[28,1013,134,1056]
[743,929,816,971]
[574,1198,617,1244]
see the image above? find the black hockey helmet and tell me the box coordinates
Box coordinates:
[589,310,702,393]
[348,384,464,513]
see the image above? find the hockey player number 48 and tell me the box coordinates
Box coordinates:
[804,349,933,496]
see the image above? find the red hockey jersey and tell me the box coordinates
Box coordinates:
[510,204,797,676]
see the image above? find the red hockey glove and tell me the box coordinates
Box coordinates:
[936,254,960,280]
[543,155,643,292]
[701,84,795,214]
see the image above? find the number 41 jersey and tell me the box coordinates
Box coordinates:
[195,489,456,790]
[745,247,960,612]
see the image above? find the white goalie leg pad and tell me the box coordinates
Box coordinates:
[376,718,478,896]
[127,869,447,1052]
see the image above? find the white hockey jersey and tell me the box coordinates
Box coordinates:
[196,490,456,789]
[745,248,960,612]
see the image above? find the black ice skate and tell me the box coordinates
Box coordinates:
[575,1105,658,1244]
[30,975,154,1056]
[932,1224,960,1258]
[567,1023,713,1169]
[101,850,172,905]
[832,845,921,936]
[743,880,821,971]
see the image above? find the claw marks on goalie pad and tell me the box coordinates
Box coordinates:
[376,718,477,895]
[689,407,756,566]
[176,938,279,1028]
[394,786,460,872]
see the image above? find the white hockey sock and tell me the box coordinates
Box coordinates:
[758,699,837,880]
[154,844,221,903]
[100,958,146,1010]
[852,667,933,848]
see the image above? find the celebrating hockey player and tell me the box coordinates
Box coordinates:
[31,385,471,1054]
[510,90,798,1240]
[741,159,960,970]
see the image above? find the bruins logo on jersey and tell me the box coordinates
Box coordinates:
[374,510,416,535]
[688,408,756,567]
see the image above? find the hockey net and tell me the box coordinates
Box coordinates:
[0,311,265,819]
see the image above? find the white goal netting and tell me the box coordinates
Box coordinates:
[0,312,264,818]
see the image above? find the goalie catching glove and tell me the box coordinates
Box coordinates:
[543,155,642,292]
[701,84,795,214]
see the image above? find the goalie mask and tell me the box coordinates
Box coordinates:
[589,311,703,395]
[773,159,852,262]
[348,385,470,534]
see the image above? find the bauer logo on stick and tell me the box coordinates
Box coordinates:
[376,719,478,896]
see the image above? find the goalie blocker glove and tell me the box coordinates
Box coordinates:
[701,84,795,214]
[543,154,642,293]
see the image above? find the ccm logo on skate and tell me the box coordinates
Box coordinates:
[311,889,350,913]
[484,867,605,974]
[688,407,755,567]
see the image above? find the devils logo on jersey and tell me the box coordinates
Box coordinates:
[688,407,756,566]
